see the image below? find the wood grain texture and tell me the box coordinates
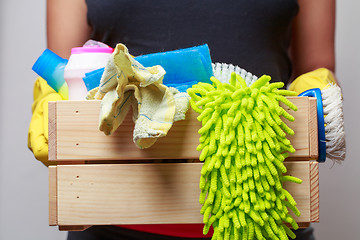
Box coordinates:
[49,166,57,226]
[282,161,310,221]
[49,97,317,162]
[48,101,57,161]
[286,222,310,229]
[310,161,320,222]
[308,98,319,159]
[54,161,315,226]
[58,225,91,231]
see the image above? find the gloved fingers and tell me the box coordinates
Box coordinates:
[28,83,62,166]
[288,68,337,94]
[32,77,58,112]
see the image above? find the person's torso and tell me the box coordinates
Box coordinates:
[85,0,299,237]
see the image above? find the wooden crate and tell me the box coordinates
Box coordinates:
[48,97,319,231]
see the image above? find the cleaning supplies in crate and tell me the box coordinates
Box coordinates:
[83,44,214,93]
[31,42,216,150]
[188,73,301,240]
[32,49,69,100]
[289,68,346,163]
[32,40,113,100]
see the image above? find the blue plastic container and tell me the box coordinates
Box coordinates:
[32,49,69,99]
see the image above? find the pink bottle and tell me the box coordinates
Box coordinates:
[64,45,113,100]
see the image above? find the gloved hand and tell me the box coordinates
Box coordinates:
[28,77,63,166]
[288,68,338,94]
[289,67,346,163]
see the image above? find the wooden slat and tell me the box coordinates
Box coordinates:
[282,162,310,221]
[308,98,318,159]
[48,101,57,161]
[49,97,317,162]
[285,222,310,229]
[310,161,320,222]
[49,166,57,226]
[55,161,315,226]
[59,225,91,231]
[297,223,311,229]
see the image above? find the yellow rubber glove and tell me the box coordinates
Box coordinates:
[28,77,63,166]
[289,68,337,94]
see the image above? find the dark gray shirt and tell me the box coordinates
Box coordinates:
[86,0,298,84]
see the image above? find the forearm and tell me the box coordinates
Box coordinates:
[290,0,336,80]
[47,0,91,59]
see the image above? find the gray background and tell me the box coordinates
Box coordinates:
[0,1,359,239]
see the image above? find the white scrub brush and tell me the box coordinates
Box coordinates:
[321,85,346,162]
[212,62,258,85]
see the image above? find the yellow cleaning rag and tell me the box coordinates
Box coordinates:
[87,43,189,149]
[28,77,63,166]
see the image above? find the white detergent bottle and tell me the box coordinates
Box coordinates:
[64,45,113,100]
